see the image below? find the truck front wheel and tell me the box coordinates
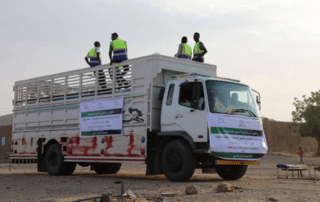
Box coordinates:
[215,165,248,180]
[162,140,196,182]
[45,144,76,176]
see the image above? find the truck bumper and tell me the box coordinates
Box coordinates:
[216,159,260,165]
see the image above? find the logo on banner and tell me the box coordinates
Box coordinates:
[114,101,119,107]
[239,120,245,127]
[218,117,225,125]
[83,104,89,110]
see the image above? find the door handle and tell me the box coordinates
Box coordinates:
[176,114,183,118]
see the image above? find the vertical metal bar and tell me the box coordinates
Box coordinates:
[13,85,16,106]
[64,76,67,103]
[37,80,40,104]
[112,66,115,95]
[50,78,53,104]
[79,73,83,99]
[95,68,98,97]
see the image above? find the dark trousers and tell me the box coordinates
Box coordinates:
[109,60,129,87]
[91,63,107,89]
[192,57,204,63]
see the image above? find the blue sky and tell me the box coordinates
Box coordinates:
[1,0,319,121]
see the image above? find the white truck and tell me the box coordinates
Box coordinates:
[10,54,268,182]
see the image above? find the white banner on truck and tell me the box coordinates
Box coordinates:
[207,113,268,160]
[79,97,123,137]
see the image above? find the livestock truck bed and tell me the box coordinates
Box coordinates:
[10,54,216,164]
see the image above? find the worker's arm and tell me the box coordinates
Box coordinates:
[174,44,183,57]
[85,57,91,67]
[109,43,113,65]
[195,42,207,59]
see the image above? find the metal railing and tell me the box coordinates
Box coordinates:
[14,64,133,107]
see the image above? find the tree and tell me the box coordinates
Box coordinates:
[292,90,320,156]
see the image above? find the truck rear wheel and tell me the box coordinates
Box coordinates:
[215,165,248,180]
[162,140,196,182]
[61,162,76,175]
[109,163,122,174]
[45,144,76,176]
[93,163,122,174]
[78,163,90,167]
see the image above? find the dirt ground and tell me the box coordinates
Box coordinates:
[1,153,320,202]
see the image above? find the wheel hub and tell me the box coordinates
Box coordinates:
[50,153,58,167]
[167,150,183,172]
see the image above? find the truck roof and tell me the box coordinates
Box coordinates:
[172,72,248,86]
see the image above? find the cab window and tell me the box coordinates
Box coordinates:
[166,84,175,106]
[178,82,205,110]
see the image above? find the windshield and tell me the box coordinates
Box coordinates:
[206,80,260,117]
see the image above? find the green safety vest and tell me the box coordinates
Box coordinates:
[181,43,192,58]
[88,47,100,58]
[87,47,101,64]
[193,41,204,57]
[111,39,127,51]
[111,39,128,61]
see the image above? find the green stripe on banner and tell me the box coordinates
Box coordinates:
[211,151,264,159]
[81,108,122,118]
[210,127,262,137]
[81,130,122,136]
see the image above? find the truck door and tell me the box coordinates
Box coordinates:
[160,83,176,131]
[174,81,208,143]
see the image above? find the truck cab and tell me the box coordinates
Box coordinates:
[155,73,267,181]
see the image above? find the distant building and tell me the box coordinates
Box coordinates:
[0,114,13,159]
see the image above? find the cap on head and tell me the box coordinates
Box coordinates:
[112,33,118,40]
[181,36,187,43]
[94,41,100,47]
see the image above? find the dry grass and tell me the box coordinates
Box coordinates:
[262,118,318,155]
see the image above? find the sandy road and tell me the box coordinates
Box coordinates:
[1,153,320,202]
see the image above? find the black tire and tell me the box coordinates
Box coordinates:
[161,140,196,182]
[61,162,76,175]
[93,163,121,174]
[109,163,122,174]
[78,163,90,167]
[45,144,75,176]
[215,165,248,180]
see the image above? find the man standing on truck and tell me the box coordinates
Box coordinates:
[85,41,107,89]
[174,36,192,60]
[192,32,207,63]
[109,33,129,88]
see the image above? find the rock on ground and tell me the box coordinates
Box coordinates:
[100,192,114,202]
[217,183,234,192]
[185,185,198,195]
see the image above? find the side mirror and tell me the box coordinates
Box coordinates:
[256,95,261,111]
[252,89,261,111]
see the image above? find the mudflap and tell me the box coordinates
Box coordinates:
[146,149,163,175]
[146,132,163,175]
[37,138,47,172]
